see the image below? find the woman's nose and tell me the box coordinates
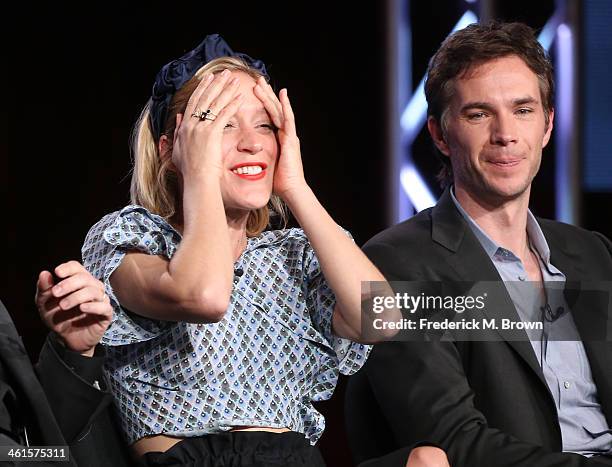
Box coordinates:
[237,130,264,154]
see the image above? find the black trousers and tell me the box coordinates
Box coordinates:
[593,454,612,466]
[139,431,326,467]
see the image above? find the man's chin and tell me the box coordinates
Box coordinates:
[485,182,530,202]
[470,176,532,204]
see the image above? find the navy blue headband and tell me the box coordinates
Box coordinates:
[149,34,269,140]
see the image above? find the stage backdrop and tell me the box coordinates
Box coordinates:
[1,1,610,465]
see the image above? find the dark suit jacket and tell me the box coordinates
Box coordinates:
[0,300,131,466]
[346,190,612,467]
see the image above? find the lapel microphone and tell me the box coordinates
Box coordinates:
[540,303,565,322]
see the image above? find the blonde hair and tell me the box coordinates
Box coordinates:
[130,57,287,236]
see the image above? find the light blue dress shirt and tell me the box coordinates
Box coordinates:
[451,188,612,456]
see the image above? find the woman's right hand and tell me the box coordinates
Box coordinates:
[115,70,241,325]
[170,69,244,181]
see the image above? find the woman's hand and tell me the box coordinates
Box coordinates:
[406,447,450,467]
[252,81,389,344]
[36,261,112,356]
[254,76,307,199]
[169,70,244,181]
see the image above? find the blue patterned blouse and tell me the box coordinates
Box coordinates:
[82,205,370,445]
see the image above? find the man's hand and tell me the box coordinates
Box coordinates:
[36,261,112,356]
[406,447,450,467]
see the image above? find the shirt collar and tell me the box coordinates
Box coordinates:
[450,186,553,267]
[245,228,291,252]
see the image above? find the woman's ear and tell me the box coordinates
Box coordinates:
[158,135,171,163]
[174,113,183,143]
[158,112,184,158]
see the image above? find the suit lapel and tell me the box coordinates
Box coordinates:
[431,190,548,387]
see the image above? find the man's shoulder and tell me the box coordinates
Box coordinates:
[361,209,444,280]
[364,208,434,251]
[0,300,12,325]
[537,217,588,235]
[538,217,611,247]
[537,217,612,264]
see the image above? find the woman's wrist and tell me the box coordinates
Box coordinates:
[279,182,313,209]
[181,173,224,221]
[182,168,224,186]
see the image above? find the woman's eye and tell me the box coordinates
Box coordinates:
[224,122,236,129]
[259,123,277,131]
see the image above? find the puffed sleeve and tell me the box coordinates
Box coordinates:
[81,205,181,346]
[302,228,372,375]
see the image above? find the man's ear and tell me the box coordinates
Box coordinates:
[427,116,451,157]
[542,108,554,148]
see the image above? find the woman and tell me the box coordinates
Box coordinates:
[81,35,388,466]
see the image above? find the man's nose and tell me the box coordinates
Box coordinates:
[490,113,518,146]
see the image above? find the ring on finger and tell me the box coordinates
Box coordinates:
[191,109,217,121]
[201,109,217,121]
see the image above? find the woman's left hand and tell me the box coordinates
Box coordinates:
[254,77,307,199]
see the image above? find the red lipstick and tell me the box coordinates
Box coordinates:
[229,162,268,181]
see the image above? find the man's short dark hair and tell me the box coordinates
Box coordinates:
[424,21,555,187]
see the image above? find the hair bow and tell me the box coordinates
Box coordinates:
[149,34,269,140]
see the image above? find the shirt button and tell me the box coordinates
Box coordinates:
[563,381,571,389]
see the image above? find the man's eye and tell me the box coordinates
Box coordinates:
[516,108,533,116]
[259,123,276,131]
[467,112,487,120]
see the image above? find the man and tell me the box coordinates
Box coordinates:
[0,261,130,466]
[346,22,612,466]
